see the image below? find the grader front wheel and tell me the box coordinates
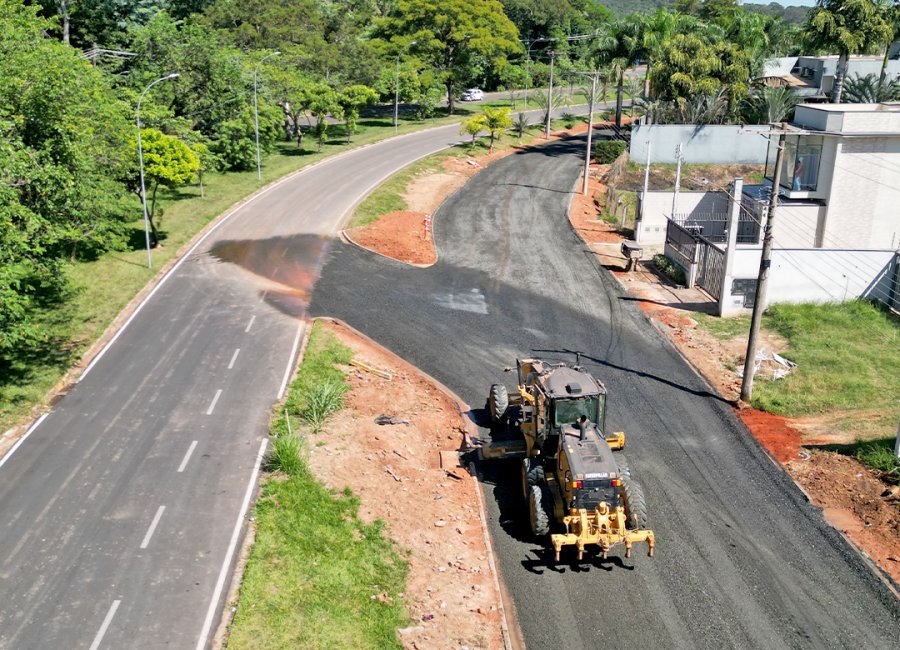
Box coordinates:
[488,383,508,422]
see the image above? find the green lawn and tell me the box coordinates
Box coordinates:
[695,302,900,451]
[227,323,409,649]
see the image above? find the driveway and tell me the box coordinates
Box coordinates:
[309,136,900,648]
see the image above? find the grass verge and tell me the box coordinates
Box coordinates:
[694,301,900,445]
[229,322,409,649]
[349,116,585,229]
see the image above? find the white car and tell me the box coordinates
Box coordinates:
[460,88,484,101]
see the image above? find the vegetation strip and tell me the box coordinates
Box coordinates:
[226,322,409,649]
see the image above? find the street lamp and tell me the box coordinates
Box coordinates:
[137,72,179,269]
[524,37,553,109]
[254,51,281,181]
[394,41,417,133]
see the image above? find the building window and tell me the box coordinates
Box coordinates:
[765,134,823,192]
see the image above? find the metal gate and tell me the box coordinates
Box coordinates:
[695,237,725,299]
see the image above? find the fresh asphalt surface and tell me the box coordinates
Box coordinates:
[0,106,586,649]
[310,137,900,648]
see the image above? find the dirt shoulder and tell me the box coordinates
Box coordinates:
[307,319,509,650]
[570,162,900,587]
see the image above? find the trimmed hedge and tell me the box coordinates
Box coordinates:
[593,139,626,164]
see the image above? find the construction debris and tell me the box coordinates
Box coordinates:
[351,358,392,379]
[375,414,410,426]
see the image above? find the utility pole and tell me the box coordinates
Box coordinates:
[741,122,788,403]
[671,143,683,217]
[582,71,599,195]
[545,50,556,138]
[636,139,651,240]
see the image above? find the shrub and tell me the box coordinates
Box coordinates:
[299,381,348,433]
[855,439,900,474]
[653,253,686,285]
[594,140,626,164]
[265,434,304,476]
[561,111,577,128]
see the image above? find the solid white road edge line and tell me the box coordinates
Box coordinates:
[194,438,267,650]
[228,348,240,370]
[178,440,199,473]
[88,599,121,650]
[0,413,48,470]
[206,390,223,416]
[244,315,256,333]
[277,323,304,400]
[140,506,166,550]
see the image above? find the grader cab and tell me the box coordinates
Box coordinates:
[483,357,655,561]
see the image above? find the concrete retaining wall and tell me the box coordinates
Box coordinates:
[630,124,769,164]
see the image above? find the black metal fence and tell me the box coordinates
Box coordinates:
[671,212,761,244]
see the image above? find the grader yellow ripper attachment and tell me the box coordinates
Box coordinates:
[551,503,655,562]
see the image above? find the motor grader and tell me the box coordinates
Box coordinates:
[482,357,655,561]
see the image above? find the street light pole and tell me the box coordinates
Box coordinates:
[254,51,281,181]
[545,50,557,138]
[394,41,417,133]
[582,71,598,195]
[136,72,179,269]
[524,37,552,110]
[741,122,788,403]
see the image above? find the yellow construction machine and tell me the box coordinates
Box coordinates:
[482,357,655,561]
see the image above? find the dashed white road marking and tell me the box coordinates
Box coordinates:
[178,441,198,473]
[88,599,121,650]
[140,506,166,549]
[195,439,268,650]
[206,390,223,415]
[277,323,305,399]
[244,315,256,333]
[228,348,240,370]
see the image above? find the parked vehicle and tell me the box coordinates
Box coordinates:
[460,88,484,101]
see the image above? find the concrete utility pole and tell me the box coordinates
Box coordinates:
[741,122,789,403]
[137,73,180,269]
[254,51,281,181]
[894,417,900,460]
[671,143,683,217]
[580,71,599,195]
[394,41,417,133]
[545,51,557,138]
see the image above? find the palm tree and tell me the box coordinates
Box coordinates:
[636,8,681,97]
[623,77,644,119]
[842,72,900,102]
[742,86,801,123]
[480,106,513,153]
[879,0,900,85]
[593,20,636,127]
[804,0,893,103]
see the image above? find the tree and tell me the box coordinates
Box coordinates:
[842,72,900,102]
[480,106,512,152]
[741,85,800,123]
[804,0,893,103]
[879,0,900,85]
[212,104,279,169]
[135,128,199,245]
[305,83,343,151]
[460,114,484,144]
[650,33,753,115]
[338,84,379,143]
[375,0,521,114]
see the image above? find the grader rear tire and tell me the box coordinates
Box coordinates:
[614,454,631,479]
[521,458,545,500]
[488,384,509,422]
[528,484,552,537]
[621,476,649,530]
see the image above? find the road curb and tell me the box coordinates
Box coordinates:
[313,317,522,650]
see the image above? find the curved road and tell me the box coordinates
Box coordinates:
[309,137,900,648]
[0,121,476,648]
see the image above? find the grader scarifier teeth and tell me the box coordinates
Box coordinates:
[550,503,655,562]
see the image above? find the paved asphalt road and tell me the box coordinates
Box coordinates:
[309,137,900,648]
[0,106,589,649]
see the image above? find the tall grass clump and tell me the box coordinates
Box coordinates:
[299,382,347,433]
[855,438,900,474]
[265,432,304,476]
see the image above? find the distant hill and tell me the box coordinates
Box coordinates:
[596,1,810,24]
[743,3,811,25]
